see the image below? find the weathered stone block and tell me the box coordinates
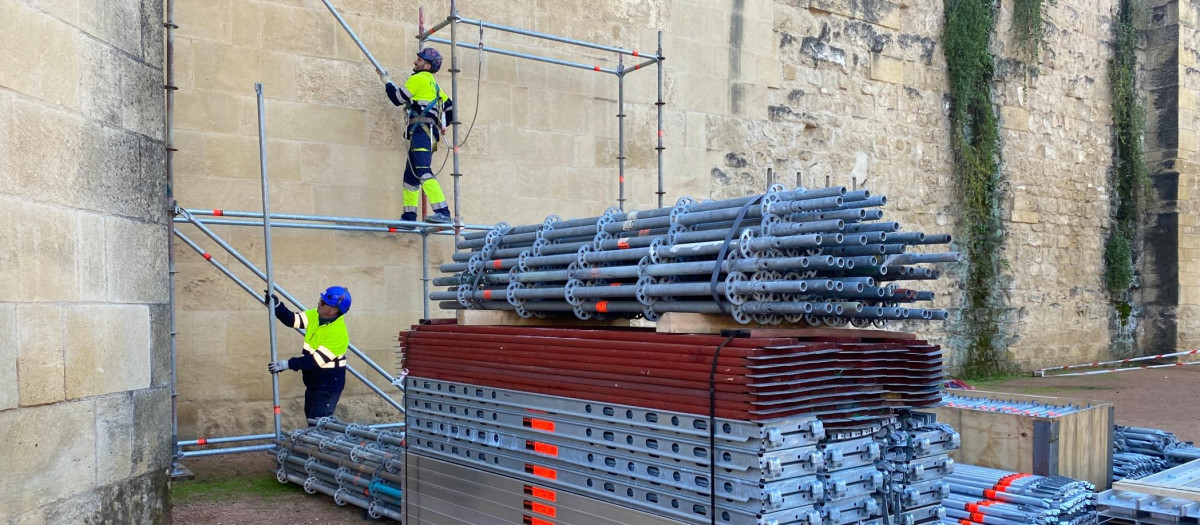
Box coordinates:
[262,3,336,58]
[193,41,298,99]
[0,2,81,110]
[176,0,232,43]
[123,59,166,141]
[232,0,263,47]
[42,469,168,525]
[64,305,152,399]
[332,15,407,67]
[131,388,172,477]
[267,100,367,145]
[17,305,66,407]
[106,217,169,304]
[7,99,83,209]
[871,54,905,84]
[94,393,134,486]
[146,304,172,390]
[0,305,17,411]
[79,0,141,57]
[2,202,78,303]
[173,90,244,133]
[1001,105,1031,131]
[0,400,96,516]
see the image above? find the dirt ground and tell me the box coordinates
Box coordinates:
[169,366,1200,524]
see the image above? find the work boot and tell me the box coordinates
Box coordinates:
[394,212,418,231]
[426,211,453,224]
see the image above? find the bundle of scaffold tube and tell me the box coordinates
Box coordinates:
[432,184,959,326]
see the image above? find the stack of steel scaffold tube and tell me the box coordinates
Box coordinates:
[1115,425,1200,467]
[882,414,958,525]
[275,418,405,522]
[1112,452,1167,481]
[405,376,957,525]
[432,184,959,326]
[941,394,1088,417]
[941,464,1097,525]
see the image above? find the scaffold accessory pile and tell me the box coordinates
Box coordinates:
[942,464,1097,525]
[275,418,405,522]
[433,184,958,326]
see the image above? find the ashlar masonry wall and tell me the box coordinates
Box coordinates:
[173,0,1142,438]
[0,0,171,523]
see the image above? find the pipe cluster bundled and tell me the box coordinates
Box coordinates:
[433,184,959,326]
[942,465,1097,525]
[1114,425,1200,467]
[275,418,404,522]
[1111,452,1167,481]
[941,394,1087,417]
[880,414,957,525]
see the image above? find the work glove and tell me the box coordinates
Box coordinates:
[379,72,393,85]
[262,290,280,307]
[267,360,289,374]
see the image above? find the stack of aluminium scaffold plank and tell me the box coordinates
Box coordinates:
[400,322,956,525]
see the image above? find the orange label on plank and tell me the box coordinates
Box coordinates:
[522,417,555,432]
[523,485,557,502]
[525,440,559,457]
[524,501,557,518]
[525,464,557,480]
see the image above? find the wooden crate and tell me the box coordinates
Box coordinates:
[931,390,1114,489]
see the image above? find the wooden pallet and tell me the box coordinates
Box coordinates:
[1114,458,1200,501]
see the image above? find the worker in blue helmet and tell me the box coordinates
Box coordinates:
[266,286,352,422]
[382,47,455,228]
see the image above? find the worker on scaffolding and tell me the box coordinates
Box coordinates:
[266,286,352,423]
[383,47,455,226]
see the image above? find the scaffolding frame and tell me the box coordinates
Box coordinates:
[169,0,667,475]
[418,0,667,211]
[167,83,490,472]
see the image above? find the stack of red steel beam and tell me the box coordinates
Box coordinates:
[400,323,943,426]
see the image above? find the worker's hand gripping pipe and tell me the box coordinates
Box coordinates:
[319,0,391,84]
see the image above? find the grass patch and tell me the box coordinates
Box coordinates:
[172,474,299,504]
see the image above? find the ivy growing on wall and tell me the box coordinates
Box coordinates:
[1106,0,1146,319]
[944,0,1008,378]
[1013,0,1056,61]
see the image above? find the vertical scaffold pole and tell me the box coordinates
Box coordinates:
[256,83,283,442]
[165,0,188,479]
[449,0,463,244]
[656,31,665,208]
[617,53,626,211]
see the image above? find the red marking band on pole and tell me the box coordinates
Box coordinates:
[483,290,493,300]
[522,516,554,525]
[638,229,651,236]
[634,64,641,70]
[273,406,281,415]
[202,253,212,261]
[197,438,208,445]
[617,239,631,249]
[593,66,600,71]
[633,50,639,56]
[523,417,556,432]
[619,176,625,183]
[213,209,224,216]
[610,283,622,287]
[658,129,664,136]
[523,485,557,502]
[523,500,557,518]
[493,260,503,269]
[388,227,397,233]
[596,301,609,313]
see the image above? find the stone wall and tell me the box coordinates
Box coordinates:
[171,0,1183,438]
[0,1,170,523]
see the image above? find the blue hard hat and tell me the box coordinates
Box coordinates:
[320,286,352,315]
[417,47,443,73]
